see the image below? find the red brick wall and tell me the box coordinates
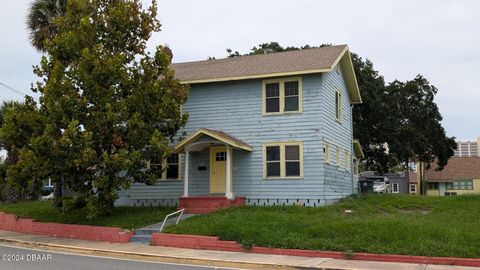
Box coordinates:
[151,232,480,267]
[0,212,134,243]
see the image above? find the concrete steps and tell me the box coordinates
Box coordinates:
[129,213,197,245]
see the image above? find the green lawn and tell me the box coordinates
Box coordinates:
[0,200,175,230]
[165,195,480,258]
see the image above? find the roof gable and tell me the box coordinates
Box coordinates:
[171,45,362,104]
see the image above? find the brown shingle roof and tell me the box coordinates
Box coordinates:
[171,45,347,83]
[425,157,480,182]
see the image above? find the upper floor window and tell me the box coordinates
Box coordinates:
[263,142,304,179]
[335,90,343,122]
[263,77,302,115]
[150,153,181,180]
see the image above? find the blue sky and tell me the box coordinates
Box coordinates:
[1,0,479,141]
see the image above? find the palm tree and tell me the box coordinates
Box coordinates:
[26,0,67,52]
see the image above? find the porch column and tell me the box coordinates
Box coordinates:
[183,150,190,197]
[225,145,233,199]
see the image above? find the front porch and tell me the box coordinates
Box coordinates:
[174,128,252,213]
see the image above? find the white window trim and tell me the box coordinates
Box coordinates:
[409,184,417,193]
[262,77,303,115]
[263,141,304,179]
[392,183,399,193]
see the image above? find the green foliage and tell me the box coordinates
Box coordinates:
[5,0,189,217]
[27,0,67,52]
[0,100,44,201]
[166,195,480,258]
[224,42,456,174]
[0,200,175,229]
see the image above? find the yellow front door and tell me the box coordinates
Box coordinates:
[210,146,227,193]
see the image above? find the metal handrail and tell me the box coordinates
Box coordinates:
[159,208,185,232]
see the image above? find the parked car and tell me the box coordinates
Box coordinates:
[373,177,390,193]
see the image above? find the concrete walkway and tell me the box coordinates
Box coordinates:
[0,230,477,270]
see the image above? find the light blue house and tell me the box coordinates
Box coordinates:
[117,45,363,213]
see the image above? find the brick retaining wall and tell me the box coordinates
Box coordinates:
[0,212,134,243]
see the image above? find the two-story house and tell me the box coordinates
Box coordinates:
[116,45,363,213]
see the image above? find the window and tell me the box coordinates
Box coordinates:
[284,81,299,112]
[335,146,340,166]
[265,146,281,177]
[262,78,302,114]
[265,83,280,113]
[150,153,181,180]
[325,143,331,163]
[285,145,300,176]
[409,184,417,194]
[392,183,399,193]
[263,142,303,179]
[446,180,473,190]
[335,90,343,122]
[344,151,350,171]
[428,182,439,190]
[215,151,226,161]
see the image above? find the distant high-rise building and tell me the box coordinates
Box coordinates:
[453,137,480,157]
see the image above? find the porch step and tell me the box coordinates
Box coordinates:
[130,235,152,244]
[179,196,246,214]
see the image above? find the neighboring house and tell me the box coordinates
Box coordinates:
[358,172,410,194]
[408,172,418,195]
[453,137,480,157]
[425,157,480,196]
[387,172,410,194]
[117,45,363,213]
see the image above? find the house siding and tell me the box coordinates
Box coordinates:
[120,70,355,207]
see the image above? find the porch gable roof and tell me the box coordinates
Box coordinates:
[173,128,253,153]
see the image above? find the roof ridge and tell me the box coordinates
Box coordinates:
[171,44,348,66]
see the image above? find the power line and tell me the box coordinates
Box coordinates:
[0,82,29,97]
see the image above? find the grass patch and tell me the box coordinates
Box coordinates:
[0,200,175,230]
[165,195,480,258]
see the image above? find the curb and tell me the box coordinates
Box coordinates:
[0,237,346,270]
[151,233,480,267]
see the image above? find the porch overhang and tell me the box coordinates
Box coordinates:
[353,139,364,159]
[173,128,253,153]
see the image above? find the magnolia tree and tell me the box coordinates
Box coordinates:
[2,0,188,217]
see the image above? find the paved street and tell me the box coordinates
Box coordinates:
[0,245,242,270]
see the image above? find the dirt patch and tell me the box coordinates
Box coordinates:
[398,208,431,214]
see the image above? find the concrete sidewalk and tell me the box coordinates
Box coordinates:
[0,230,477,270]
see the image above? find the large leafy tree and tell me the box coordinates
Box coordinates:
[0,99,44,201]
[13,0,189,216]
[27,0,67,52]
[224,42,455,178]
[387,76,456,193]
